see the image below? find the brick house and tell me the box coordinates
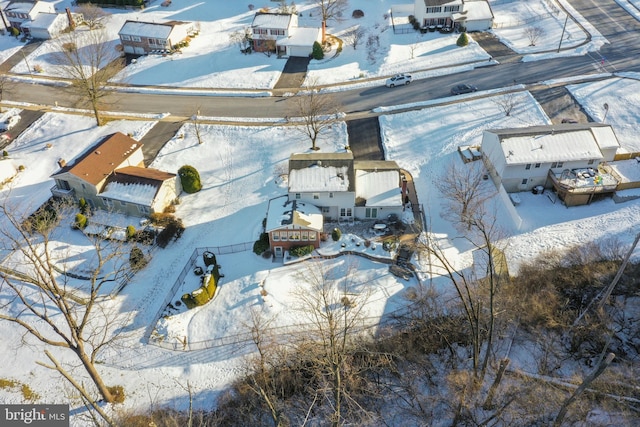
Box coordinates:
[265,195,323,258]
[118,20,197,55]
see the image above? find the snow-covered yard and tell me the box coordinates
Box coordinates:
[0,0,639,424]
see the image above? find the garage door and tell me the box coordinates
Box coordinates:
[288,45,311,58]
[123,45,135,54]
[134,46,145,55]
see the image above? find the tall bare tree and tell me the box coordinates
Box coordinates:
[75,3,111,30]
[53,28,124,126]
[342,25,365,50]
[288,83,340,151]
[0,198,135,424]
[292,259,374,426]
[417,162,510,422]
[316,0,349,25]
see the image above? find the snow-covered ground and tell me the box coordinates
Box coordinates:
[1,0,639,424]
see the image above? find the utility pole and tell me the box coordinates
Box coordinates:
[556,13,569,53]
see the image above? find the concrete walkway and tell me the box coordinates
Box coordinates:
[0,40,43,73]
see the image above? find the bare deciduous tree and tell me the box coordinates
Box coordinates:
[524,26,545,46]
[229,28,251,51]
[0,199,136,425]
[342,26,365,50]
[0,73,12,106]
[288,83,341,151]
[53,28,125,126]
[316,0,349,24]
[292,259,375,427]
[494,92,517,116]
[75,3,111,30]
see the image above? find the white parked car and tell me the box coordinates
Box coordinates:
[1,115,20,131]
[385,74,412,87]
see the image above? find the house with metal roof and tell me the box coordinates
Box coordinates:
[50,132,181,216]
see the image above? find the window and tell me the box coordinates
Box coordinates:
[444,5,460,12]
[121,35,131,41]
[557,162,564,168]
[280,231,288,241]
[309,231,317,240]
[301,231,308,241]
[588,159,595,165]
[340,208,352,217]
[329,193,334,198]
[57,180,70,191]
[271,29,285,36]
[365,208,377,219]
[313,193,319,199]
[525,164,531,170]
[551,162,557,168]
[272,232,280,241]
[535,163,541,168]
[521,179,528,185]
[131,36,141,42]
[425,6,441,13]
[289,231,300,241]
[295,193,301,199]
[138,205,150,214]
[253,28,268,35]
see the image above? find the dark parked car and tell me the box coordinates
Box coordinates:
[451,83,478,95]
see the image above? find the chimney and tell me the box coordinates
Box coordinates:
[321,21,326,43]
[65,8,75,31]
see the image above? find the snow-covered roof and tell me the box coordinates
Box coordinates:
[5,1,38,14]
[462,0,494,21]
[355,169,402,207]
[289,165,350,192]
[100,181,158,206]
[486,124,619,165]
[251,13,293,30]
[266,196,323,232]
[21,12,62,30]
[277,27,322,47]
[119,20,192,39]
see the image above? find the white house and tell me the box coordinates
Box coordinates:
[287,152,404,221]
[481,123,621,205]
[118,20,197,55]
[2,0,59,36]
[251,12,322,57]
[20,11,67,39]
[411,0,493,32]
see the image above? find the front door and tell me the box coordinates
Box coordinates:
[274,246,283,258]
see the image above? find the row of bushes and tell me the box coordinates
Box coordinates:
[182,251,221,309]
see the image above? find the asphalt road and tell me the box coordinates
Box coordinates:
[3,0,640,121]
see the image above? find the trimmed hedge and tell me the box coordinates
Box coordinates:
[253,232,270,255]
[332,227,342,242]
[178,165,202,194]
[181,272,218,309]
[289,244,314,257]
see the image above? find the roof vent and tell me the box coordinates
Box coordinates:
[317,160,322,166]
[95,150,101,155]
[57,158,66,168]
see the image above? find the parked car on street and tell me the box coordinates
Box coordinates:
[0,115,21,131]
[450,83,477,95]
[386,74,412,87]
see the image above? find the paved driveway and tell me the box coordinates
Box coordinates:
[273,57,311,90]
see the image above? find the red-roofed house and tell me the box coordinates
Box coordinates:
[50,132,181,216]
